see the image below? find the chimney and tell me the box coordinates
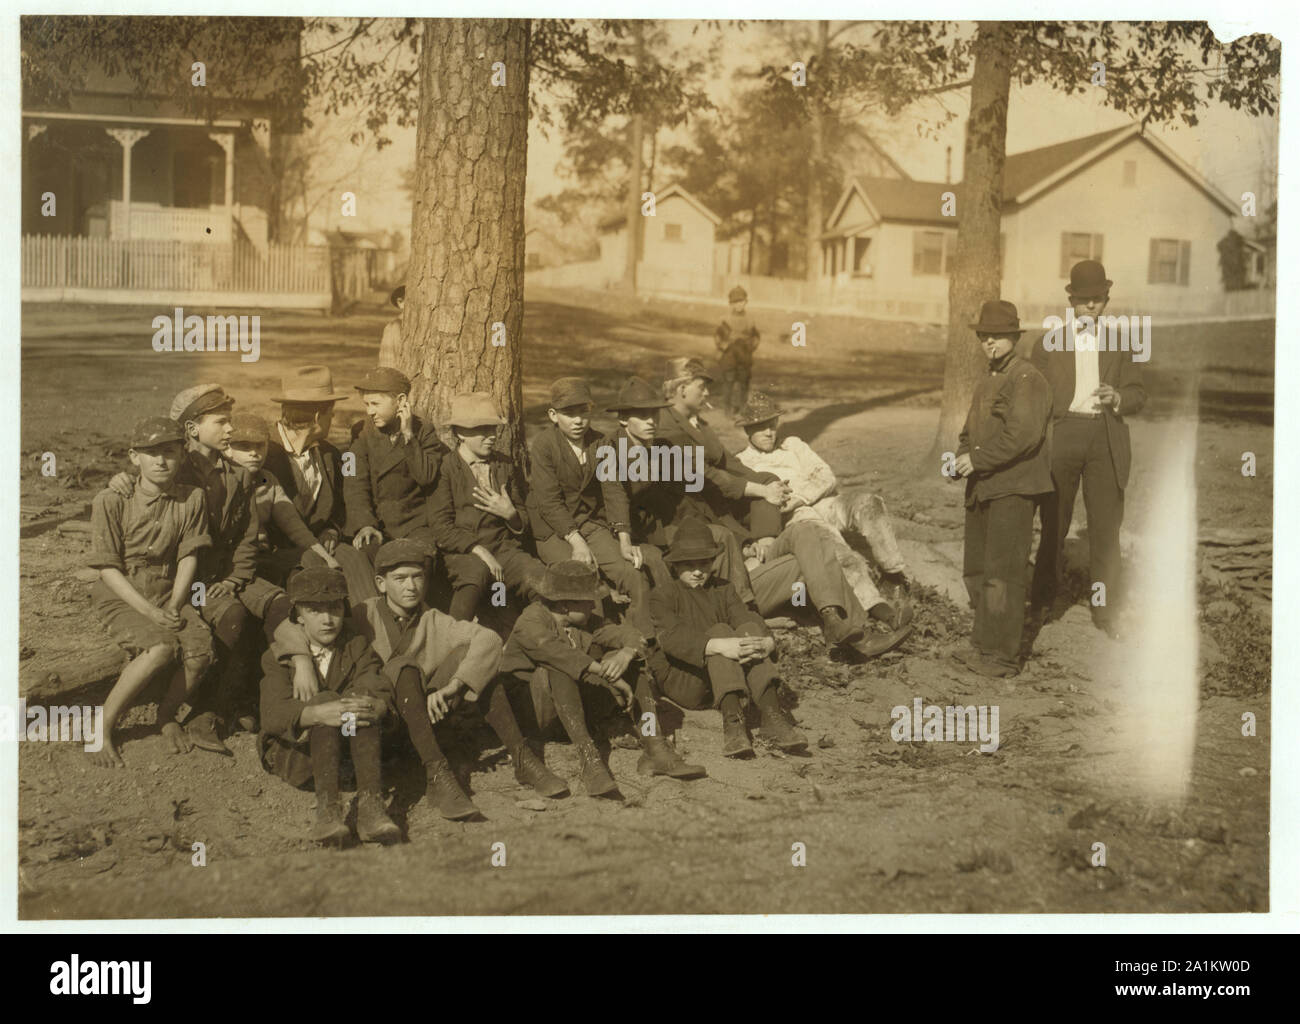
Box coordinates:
[945,146,952,185]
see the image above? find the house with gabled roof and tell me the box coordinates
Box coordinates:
[819,123,1252,321]
[597,183,721,295]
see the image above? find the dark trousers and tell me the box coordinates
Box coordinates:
[444,545,546,621]
[719,365,752,414]
[1031,416,1125,622]
[262,541,379,607]
[537,524,664,635]
[963,494,1035,670]
[648,622,777,709]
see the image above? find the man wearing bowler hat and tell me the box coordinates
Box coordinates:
[952,300,1054,677]
[263,366,376,603]
[1030,260,1146,638]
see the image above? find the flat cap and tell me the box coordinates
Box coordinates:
[374,538,431,573]
[448,392,506,428]
[170,384,233,424]
[131,416,185,449]
[287,567,349,605]
[229,412,270,443]
[355,366,411,394]
[548,376,594,410]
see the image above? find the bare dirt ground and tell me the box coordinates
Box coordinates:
[17,290,1272,917]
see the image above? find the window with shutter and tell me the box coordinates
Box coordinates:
[1060,232,1099,276]
[1178,240,1191,285]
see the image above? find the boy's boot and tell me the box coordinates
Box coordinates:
[511,742,570,799]
[637,735,707,779]
[755,687,808,753]
[356,792,401,844]
[311,794,350,846]
[854,621,913,659]
[426,760,479,821]
[719,694,753,758]
[186,710,233,756]
[819,606,864,648]
[575,740,619,797]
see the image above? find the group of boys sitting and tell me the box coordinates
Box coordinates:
[87,356,913,845]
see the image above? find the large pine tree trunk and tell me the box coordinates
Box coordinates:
[401,19,531,473]
[928,20,1013,463]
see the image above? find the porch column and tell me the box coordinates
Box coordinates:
[208,131,235,210]
[105,128,149,239]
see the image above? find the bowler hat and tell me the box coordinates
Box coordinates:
[664,357,714,385]
[355,366,411,395]
[728,285,748,303]
[228,413,270,443]
[607,376,669,413]
[549,377,593,410]
[390,285,406,309]
[969,299,1028,335]
[374,538,431,573]
[288,567,348,604]
[664,518,722,563]
[1066,259,1113,300]
[735,391,784,428]
[535,560,607,602]
[170,384,234,425]
[131,416,185,449]
[448,392,505,428]
[273,365,349,404]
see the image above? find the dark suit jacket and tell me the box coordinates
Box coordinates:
[1030,333,1147,490]
[428,448,529,555]
[526,424,607,541]
[655,405,781,542]
[957,354,1054,507]
[343,416,447,539]
[257,626,391,788]
[264,436,346,544]
[598,429,680,547]
[650,578,768,669]
[178,449,259,585]
[499,601,645,680]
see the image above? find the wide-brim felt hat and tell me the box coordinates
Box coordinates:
[1066,259,1113,299]
[735,391,784,428]
[664,518,723,563]
[970,299,1029,335]
[534,560,609,602]
[608,376,670,412]
[273,365,349,403]
[448,392,506,428]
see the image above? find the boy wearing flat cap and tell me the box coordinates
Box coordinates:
[272,538,568,820]
[501,560,705,795]
[715,285,760,415]
[952,300,1054,677]
[528,375,664,636]
[87,417,213,767]
[649,518,807,758]
[258,567,400,845]
[429,392,547,621]
[1030,260,1146,638]
[345,366,448,563]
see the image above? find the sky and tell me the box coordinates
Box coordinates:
[311,20,1279,239]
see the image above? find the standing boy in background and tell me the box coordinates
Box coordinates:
[715,285,760,415]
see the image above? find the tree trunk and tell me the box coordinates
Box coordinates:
[804,20,829,282]
[401,19,531,474]
[623,22,646,292]
[927,20,1013,465]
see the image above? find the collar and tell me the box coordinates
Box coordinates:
[987,351,1017,375]
[383,597,425,626]
[458,446,487,467]
[277,422,318,458]
[138,480,182,505]
[306,639,336,660]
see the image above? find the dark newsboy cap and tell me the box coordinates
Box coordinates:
[131,416,186,449]
[607,376,670,413]
[549,376,594,410]
[355,366,412,395]
[374,538,431,573]
[228,413,270,444]
[288,567,349,604]
[535,560,606,602]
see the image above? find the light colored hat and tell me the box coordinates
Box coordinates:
[273,365,349,403]
[448,392,506,428]
[170,384,233,424]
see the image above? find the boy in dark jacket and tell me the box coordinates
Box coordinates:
[258,568,400,845]
[952,300,1054,677]
[648,518,807,758]
[715,285,760,414]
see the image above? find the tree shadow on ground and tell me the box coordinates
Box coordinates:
[779,387,941,445]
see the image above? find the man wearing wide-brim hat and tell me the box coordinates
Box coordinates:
[657,355,790,564]
[430,392,548,620]
[647,518,808,758]
[1029,259,1147,639]
[950,299,1054,678]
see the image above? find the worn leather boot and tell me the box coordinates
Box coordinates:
[356,792,400,844]
[819,606,865,647]
[854,622,913,659]
[721,709,754,758]
[758,706,809,753]
[186,711,233,756]
[426,760,479,820]
[637,735,707,779]
[575,741,619,797]
[512,743,569,799]
[310,795,350,845]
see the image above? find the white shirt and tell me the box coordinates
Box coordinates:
[277,422,324,503]
[307,640,335,682]
[566,438,588,466]
[1068,329,1102,414]
[735,436,838,523]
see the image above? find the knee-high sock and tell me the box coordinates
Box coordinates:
[544,669,596,746]
[310,725,342,799]
[350,725,383,796]
[395,666,448,769]
[479,677,527,751]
